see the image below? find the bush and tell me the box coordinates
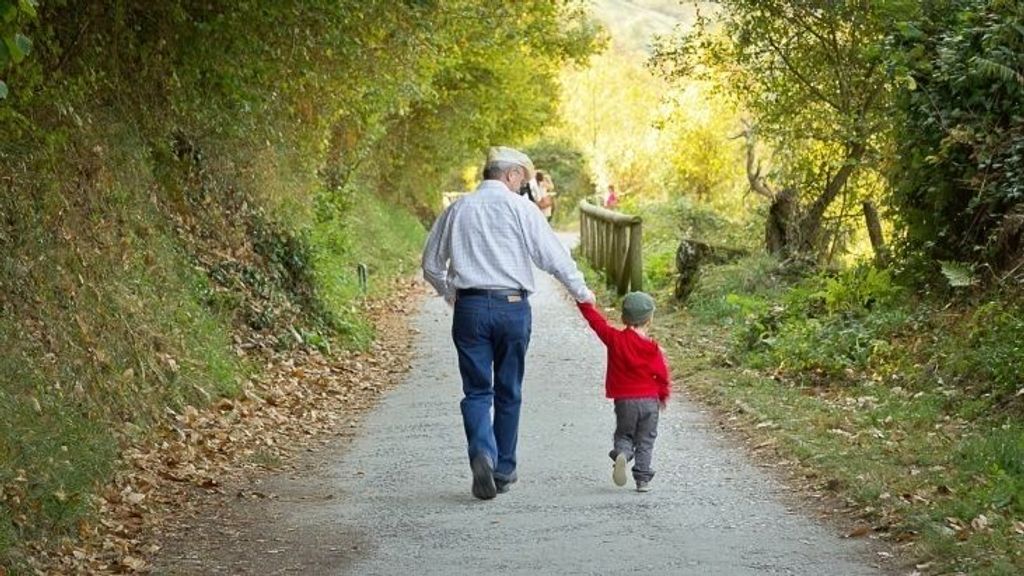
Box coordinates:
[686,254,786,324]
[734,264,909,382]
[632,196,765,293]
[889,1,1024,271]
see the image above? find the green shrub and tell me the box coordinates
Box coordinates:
[889,0,1024,271]
[686,254,786,324]
[938,299,1024,402]
[734,264,909,381]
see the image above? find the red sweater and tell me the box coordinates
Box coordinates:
[578,302,671,402]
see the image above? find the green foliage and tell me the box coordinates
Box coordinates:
[889,0,1024,272]
[0,175,242,566]
[704,262,908,381]
[812,267,902,315]
[653,1,911,257]
[0,0,36,99]
[939,260,979,288]
[309,183,426,348]
[765,268,903,376]
[686,254,787,323]
[627,195,763,293]
[939,299,1024,400]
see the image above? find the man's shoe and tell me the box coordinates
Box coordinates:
[495,478,513,494]
[470,455,497,500]
[636,480,651,493]
[612,453,627,487]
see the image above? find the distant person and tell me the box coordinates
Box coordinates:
[422,146,595,500]
[534,171,555,223]
[604,184,619,209]
[577,291,671,492]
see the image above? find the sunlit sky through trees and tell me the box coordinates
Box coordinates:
[552,1,747,213]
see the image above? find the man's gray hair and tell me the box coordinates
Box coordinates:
[483,161,527,181]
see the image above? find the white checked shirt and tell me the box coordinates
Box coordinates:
[422,179,589,303]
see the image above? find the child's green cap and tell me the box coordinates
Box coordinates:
[622,291,655,326]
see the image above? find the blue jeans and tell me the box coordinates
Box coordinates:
[452,292,532,482]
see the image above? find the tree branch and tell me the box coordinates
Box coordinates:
[733,120,777,200]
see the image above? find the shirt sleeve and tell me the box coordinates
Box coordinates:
[421,205,455,301]
[520,205,590,301]
[653,346,671,402]
[577,302,615,346]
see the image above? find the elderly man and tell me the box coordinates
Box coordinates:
[422,146,593,500]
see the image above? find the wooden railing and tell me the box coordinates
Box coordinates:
[578,200,643,295]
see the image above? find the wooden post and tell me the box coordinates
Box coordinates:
[615,226,630,295]
[603,221,612,276]
[628,222,643,292]
[862,200,888,267]
[590,216,597,268]
[602,219,610,284]
[610,225,620,290]
[579,209,586,260]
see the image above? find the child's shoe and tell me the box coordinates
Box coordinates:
[636,480,651,493]
[612,453,627,487]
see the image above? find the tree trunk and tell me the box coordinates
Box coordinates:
[675,239,748,301]
[765,188,798,257]
[797,141,867,253]
[862,200,888,267]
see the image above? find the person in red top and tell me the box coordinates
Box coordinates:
[604,184,619,209]
[578,291,670,492]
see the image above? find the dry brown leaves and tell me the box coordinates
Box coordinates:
[24,278,425,575]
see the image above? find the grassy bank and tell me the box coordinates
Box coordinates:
[0,141,424,568]
[653,254,1024,575]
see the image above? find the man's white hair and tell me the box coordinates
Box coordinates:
[483,160,528,180]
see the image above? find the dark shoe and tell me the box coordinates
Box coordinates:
[495,477,516,494]
[636,480,651,493]
[470,455,497,500]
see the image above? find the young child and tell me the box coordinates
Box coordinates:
[578,292,671,492]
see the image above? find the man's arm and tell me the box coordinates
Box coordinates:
[520,206,590,301]
[421,206,455,302]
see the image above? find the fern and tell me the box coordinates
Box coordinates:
[970,56,1024,85]
[939,260,978,288]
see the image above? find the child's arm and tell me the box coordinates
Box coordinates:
[577,302,615,345]
[653,346,672,404]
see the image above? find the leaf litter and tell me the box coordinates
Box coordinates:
[20,279,424,574]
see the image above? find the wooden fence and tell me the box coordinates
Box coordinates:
[578,200,643,295]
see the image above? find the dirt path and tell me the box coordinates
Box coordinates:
[155,243,891,576]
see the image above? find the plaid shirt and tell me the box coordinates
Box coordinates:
[422,179,589,302]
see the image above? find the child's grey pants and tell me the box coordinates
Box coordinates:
[609,398,660,482]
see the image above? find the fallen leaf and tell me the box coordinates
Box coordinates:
[121,555,147,571]
[971,514,990,531]
[845,525,871,538]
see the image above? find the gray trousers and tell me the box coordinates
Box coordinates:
[609,398,660,482]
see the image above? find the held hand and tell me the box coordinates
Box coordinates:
[659,399,668,412]
[444,293,456,307]
[579,289,596,304]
